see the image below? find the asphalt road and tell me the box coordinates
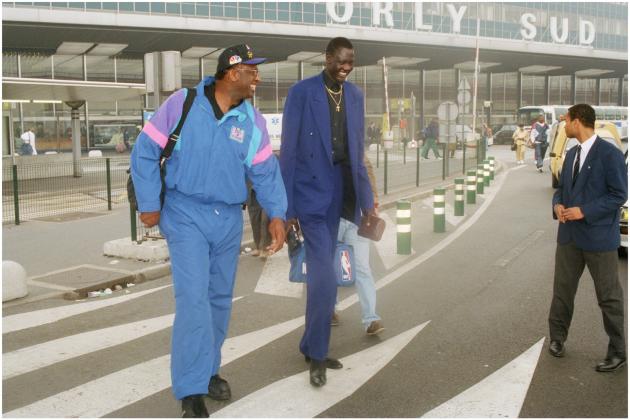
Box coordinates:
[2,149,627,418]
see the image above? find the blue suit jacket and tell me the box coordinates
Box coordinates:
[279,73,374,225]
[552,137,627,252]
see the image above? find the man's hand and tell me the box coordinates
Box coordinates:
[140,211,160,227]
[554,204,566,223]
[266,218,287,255]
[562,207,584,221]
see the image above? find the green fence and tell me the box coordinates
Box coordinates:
[2,157,129,224]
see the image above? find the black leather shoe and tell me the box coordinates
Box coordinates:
[181,395,209,418]
[549,340,565,357]
[304,356,343,369]
[309,359,327,387]
[596,356,627,372]
[208,375,231,401]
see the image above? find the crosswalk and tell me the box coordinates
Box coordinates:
[3,168,552,417]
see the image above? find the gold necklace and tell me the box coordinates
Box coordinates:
[325,84,343,112]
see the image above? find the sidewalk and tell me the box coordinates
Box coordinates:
[2,159,504,307]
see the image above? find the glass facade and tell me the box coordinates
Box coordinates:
[8,2,627,51]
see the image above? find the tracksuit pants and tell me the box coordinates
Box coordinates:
[298,164,344,361]
[159,190,243,400]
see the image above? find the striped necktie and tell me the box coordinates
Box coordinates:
[572,145,582,186]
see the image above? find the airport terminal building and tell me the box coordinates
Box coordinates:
[2,2,628,155]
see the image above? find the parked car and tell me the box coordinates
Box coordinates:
[493,124,518,145]
[548,121,623,188]
[620,149,628,258]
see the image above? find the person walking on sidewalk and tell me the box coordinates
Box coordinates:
[548,104,627,373]
[421,118,440,159]
[531,114,549,172]
[131,44,287,417]
[337,154,384,336]
[512,123,528,164]
[280,37,375,389]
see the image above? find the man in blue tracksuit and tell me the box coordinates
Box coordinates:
[131,44,287,417]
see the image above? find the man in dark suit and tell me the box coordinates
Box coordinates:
[280,37,375,387]
[548,104,627,372]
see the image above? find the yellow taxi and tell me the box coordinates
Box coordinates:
[548,120,623,188]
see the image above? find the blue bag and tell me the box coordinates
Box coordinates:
[288,238,356,287]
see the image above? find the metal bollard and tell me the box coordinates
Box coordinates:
[454,178,464,216]
[415,146,420,187]
[466,169,477,204]
[476,164,485,194]
[12,164,20,225]
[397,200,412,254]
[433,188,446,233]
[106,158,112,211]
[489,156,495,181]
[483,159,490,187]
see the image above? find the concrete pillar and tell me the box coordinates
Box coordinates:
[65,101,85,177]
[571,74,577,105]
[595,78,601,105]
[544,75,550,104]
[517,72,522,109]
[3,260,28,302]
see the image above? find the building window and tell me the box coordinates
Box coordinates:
[134,3,149,13]
[53,54,84,80]
[86,55,115,82]
[166,2,180,15]
[224,2,237,18]
[181,2,195,16]
[265,2,277,20]
[20,54,53,79]
[2,53,19,77]
[238,2,251,19]
[116,57,144,83]
[119,2,133,12]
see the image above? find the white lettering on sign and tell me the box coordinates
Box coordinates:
[520,13,537,40]
[550,17,569,43]
[579,19,596,45]
[324,2,596,46]
[372,2,394,27]
[446,4,467,34]
[326,2,353,23]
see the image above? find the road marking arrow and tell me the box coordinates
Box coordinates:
[422,337,544,418]
[211,321,430,418]
[2,284,172,334]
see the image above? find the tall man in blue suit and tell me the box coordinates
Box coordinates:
[280,37,375,387]
[548,104,627,372]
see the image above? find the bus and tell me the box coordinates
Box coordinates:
[517,105,627,137]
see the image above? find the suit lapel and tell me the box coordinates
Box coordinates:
[312,76,332,163]
[571,137,600,194]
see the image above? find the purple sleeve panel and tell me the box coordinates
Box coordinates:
[251,111,273,165]
[141,89,187,149]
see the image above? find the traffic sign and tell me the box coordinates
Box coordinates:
[437,101,458,121]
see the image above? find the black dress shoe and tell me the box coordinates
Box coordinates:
[549,340,565,357]
[304,356,343,369]
[181,395,209,418]
[596,356,627,372]
[309,359,327,387]
[208,375,231,401]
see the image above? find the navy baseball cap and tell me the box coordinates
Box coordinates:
[216,44,266,73]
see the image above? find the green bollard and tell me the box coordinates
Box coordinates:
[489,156,495,181]
[466,169,477,204]
[397,200,412,254]
[476,164,485,194]
[415,146,420,187]
[433,188,446,233]
[483,159,490,187]
[454,178,464,216]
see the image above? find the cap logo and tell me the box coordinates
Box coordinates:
[229,55,242,65]
[247,51,253,59]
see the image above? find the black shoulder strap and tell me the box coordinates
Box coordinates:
[160,88,197,166]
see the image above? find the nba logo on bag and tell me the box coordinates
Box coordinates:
[229,126,245,143]
[340,250,352,282]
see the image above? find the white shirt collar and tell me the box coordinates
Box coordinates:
[575,133,597,171]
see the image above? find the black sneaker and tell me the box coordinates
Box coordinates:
[208,375,231,401]
[181,395,208,418]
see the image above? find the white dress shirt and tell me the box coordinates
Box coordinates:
[573,133,597,177]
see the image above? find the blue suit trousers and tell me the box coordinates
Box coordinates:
[298,164,344,360]
[159,190,243,400]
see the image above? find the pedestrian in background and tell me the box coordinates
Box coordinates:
[336,154,384,336]
[280,36,375,388]
[421,118,440,159]
[548,104,627,373]
[531,114,549,172]
[131,44,287,417]
[247,183,271,257]
[20,127,36,155]
[512,123,528,164]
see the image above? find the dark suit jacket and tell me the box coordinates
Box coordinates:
[552,136,627,251]
[279,73,374,225]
